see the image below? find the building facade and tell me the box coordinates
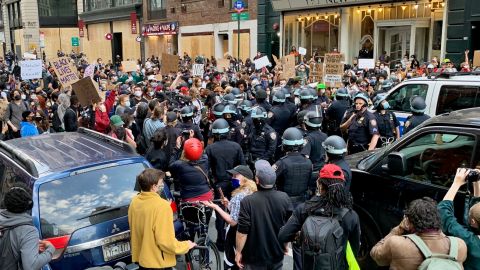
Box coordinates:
[2,0,79,60]
[445,0,480,64]
[142,0,258,60]
[273,0,447,67]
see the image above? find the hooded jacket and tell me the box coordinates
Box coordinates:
[20,122,39,137]
[0,210,55,270]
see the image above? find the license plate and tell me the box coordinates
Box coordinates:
[102,241,130,262]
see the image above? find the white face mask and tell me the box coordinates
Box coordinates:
[21,94,26,100]
[125,101,131,107]
[134,91,142,97]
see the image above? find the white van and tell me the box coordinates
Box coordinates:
[381,73,480,133]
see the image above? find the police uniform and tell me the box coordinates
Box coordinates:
[248,124,277,164]
[256,100,272,112]
[285,99,297,121]
[226,119,244,145]
[301,130,328,172]
[347,111,379,154]
[404,114,430,134]
[374,111,400,147]
[326,100,350,136]
[268,103,292,138]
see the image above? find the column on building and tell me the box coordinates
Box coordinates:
[339,8,351,63]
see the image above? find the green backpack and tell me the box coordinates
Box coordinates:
[405,234,462,270]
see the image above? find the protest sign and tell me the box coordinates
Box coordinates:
[122,61,137,72]
[217,59,230,72]
[23,52,36,60]
[155,74,163,81]
[299,47,307,56]
[309,62,323,83]
[192,64,205,77]
[324,54,345,87]
[161,54,180,74]
[254,56,271,70]
[473,51,480,68]
[20,60,42,80]
[272,55,281,66]
[358,58,375,69]
[84,64,95,78]
[282,55,296,79]
[72,77,102,107]
[51,57,79,87]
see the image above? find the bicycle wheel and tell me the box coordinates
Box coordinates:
[186,237,222,270]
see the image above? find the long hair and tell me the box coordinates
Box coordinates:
[232,178,257,197]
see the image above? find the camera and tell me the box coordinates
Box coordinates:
[466,170,480,183]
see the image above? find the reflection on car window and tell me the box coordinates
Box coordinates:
[0,163,27,209]
[386,84,428,112]
[393,132,474,187]
[436,85,480,115]
[39,163,146,238]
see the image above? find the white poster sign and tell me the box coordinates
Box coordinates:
[299,47,307,55]
[358,58,375,69]
[192,64,205,77]
[84,64,95,78]
[324,74,342,84]
[254,56,271,70]
[20,60,42,80]
[23,52,36,60]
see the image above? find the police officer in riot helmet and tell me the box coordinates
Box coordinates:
[295,110,309,136]
[222,103,244,145]
[177,105,204,142]
[268,90,292,160]
[230,87,244,103]
[282,87,297,120]
[404,95,430,134]
[255,88,272,112]
[325,87,350,136]
[341,92,380,154]
[301,110,328,180]
[222,93,237,105]
[298,88,316,112]
[237,100,253,151]
[273,127,312,270]
[372,95,400,148]
[322,135,352,191]
[247,106,277,165]
[212,103,226,120]
[205,118,245,252]
[377,79,394,95]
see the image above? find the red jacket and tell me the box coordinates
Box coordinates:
[95,90,116,134]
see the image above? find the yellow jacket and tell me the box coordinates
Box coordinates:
[128,192,190,268]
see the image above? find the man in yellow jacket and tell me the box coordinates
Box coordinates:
[129,168,195,269]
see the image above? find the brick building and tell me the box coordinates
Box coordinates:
[143,0,258,60]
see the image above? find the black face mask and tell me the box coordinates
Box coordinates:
[14,95,21,101]
[253,119,264,129]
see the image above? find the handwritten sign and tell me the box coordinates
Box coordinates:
[122,61,137,72]
[324,54,345,87]
[254,56,271,70]
[72,76,101,107]
[84,64,95,78]
[161,54,180,74]
[282,55,296,79]
[192,64,205,77]
[309,62,323,83]
[51,57,79,87]
[20,60,42,80]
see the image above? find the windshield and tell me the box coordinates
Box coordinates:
[39,162,146,238]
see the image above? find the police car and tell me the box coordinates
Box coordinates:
[380,72,480,133]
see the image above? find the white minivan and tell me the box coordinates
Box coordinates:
[381,73,480,134]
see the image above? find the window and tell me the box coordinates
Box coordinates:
[148,0,166,19]
[385,84,428,112]
[0,163,27,209]
[149,0,165,10]
[392,132,475,187]
[436,85,480,115]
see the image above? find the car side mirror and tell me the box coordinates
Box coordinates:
[383,152,408,176]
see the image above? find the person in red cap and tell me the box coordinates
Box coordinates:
[278,164,361,270]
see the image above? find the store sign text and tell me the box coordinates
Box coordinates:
[142,22,178,36]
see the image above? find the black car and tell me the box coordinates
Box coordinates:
[347,108,480,268]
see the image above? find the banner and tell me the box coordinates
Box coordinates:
[130,12,137,34]
[51,57,79,87]
[20,60,42,80]
[192,64,205,77]
[161,53,180,74]
[254,56,271,70]
[142,22,178,36]
[72,77,102,107]
[122,61,137,72]
[78,20,85,37]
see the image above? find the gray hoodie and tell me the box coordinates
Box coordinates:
[0,210,55,270]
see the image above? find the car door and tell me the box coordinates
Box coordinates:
[432,84,480,115]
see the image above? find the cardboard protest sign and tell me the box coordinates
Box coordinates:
[161,54,180,74]
[309,62,323,83]
[272,55,281,66]
[72,76,102,107]
[299,47,307,56]
[51,57,79,87]
[217,59,230,72]
[20,60,42,80]
[192,64,205,77]
[282,55,296,79]
[122,61,137,72]
[84,64,95,78]
[324,54,345,87]
[155,74,163,81]
[358,58,375,69]
[473,51,480,67]
[254,56,271,70]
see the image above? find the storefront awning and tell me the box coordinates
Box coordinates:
[272,0,392,11]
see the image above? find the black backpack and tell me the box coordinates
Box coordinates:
[0,221,34,270]
[300,208,349,270]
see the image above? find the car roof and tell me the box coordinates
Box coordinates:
[423,107,480,128]
[0,128,139,177]
[406,74,480,83]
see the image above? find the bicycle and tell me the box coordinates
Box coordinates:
[176,199,223,270]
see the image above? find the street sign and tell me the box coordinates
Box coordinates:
[234,1,244,10]
[231,12,249,21]
[71,37,79,47]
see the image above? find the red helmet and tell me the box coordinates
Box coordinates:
[184,138,203,161]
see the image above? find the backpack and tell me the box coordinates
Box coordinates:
[300,208,349,270]
[0,221,34,270]
[405,234,462,270]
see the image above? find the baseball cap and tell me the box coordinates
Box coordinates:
[427,64,434,69]
[110,115,124,127]
[123,107,135,115]
[319,164,345,181]
[227,165,254,180]
[166,111,177,123]
[443,58,451,64]
[254,160,276,188]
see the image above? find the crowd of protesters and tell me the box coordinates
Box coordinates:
[0,46,480,270]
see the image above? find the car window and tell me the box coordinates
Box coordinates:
[0,163,28,209]
[393,132,474,187]
[436,85,480,115]
[38,162,146,239]
[386,84,429,112]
